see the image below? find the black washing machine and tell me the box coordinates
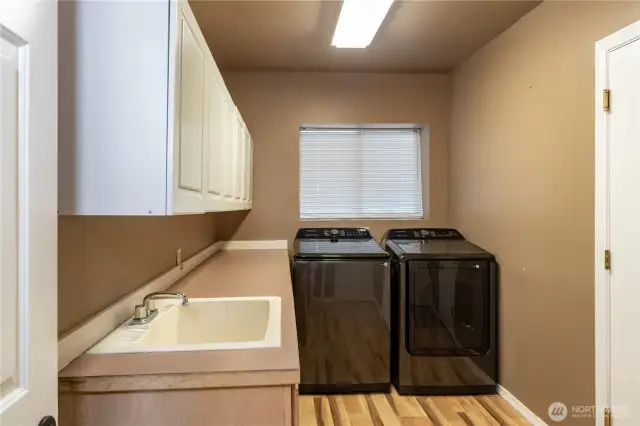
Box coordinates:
[382,228,498,395]
[293,228,391,394]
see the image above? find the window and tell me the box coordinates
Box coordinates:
[299,126,424,219]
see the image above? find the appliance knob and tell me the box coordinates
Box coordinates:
[330,229,339,236]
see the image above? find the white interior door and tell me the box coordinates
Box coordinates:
[609,36,640,426]
[597,21,640,426]
[0,0,58,425]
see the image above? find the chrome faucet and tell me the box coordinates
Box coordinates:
[131,292,189,325]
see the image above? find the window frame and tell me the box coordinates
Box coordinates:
[298,124,429,221]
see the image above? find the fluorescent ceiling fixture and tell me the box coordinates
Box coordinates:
[331,0,394,48]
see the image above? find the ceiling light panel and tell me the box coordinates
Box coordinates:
[331,0,394,48]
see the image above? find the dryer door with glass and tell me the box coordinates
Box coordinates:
[406,260,490,356]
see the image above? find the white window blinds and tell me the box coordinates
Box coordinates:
[299,127,424,219]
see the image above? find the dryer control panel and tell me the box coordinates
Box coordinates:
[385,228,464,240]
[296,228,373,240]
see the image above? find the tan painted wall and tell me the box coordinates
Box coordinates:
[449,2,640,424]
[218,72,451,243]
[58,215,216,336]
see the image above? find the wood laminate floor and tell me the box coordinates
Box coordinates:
[299,387,532,426]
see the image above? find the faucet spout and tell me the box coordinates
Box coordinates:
[131,292,189,325]
[143,291,189,306]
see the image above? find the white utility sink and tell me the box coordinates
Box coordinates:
[88,296,281,354]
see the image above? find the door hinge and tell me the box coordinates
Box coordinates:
[603,89,611,112]
[605,250,611,271]
[604,407,612,426]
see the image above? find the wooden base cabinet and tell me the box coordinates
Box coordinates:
[60,385,297,426]
[59,0,252,215]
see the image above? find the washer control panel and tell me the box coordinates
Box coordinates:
[296,228,373,240]
[385,228,464,240]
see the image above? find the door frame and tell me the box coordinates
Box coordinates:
[594,20,640,426]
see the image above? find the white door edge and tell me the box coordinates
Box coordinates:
[0,0,58,422]
[594,19,640,426]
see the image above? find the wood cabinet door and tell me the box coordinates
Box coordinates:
[170,1,206,213]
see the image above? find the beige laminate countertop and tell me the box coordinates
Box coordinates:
[59,249,300,390]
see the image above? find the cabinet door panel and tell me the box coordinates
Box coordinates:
[247,135,253,204]
[233,118,243,200]
[222,99,236,200]
[177,16,204,193]
[238,121,246,201]
[245,128,250,202]
[242,129,250,202]
[207,72,224,199]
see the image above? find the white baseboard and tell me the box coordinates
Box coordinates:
[57,240,289,371]
[498,385,548,426]
[57,241,224,371]
[222,240,288,250]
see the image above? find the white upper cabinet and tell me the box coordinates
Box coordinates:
[246,135,254,204]
[236,118,246,201]
[172,3,206,213]
[204,63,226,209]
[222,96,237,201]
[59,0,252,215]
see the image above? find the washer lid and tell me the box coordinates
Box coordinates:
[387,239,494,260]
[384,228,464,240]
[294,238,389,259]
